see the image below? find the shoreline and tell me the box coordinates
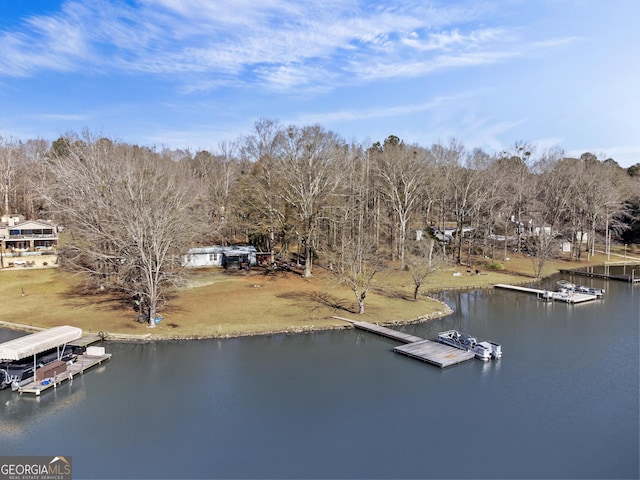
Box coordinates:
[0,291,454,343]
[1,258,637,342]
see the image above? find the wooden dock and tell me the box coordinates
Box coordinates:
[69,334,104,348]
[18,352,112,396]
[559,268,640,283]
[494,284,598,303]
[334,316,476,368]
[345,320,424,344]
[394,340,475,368]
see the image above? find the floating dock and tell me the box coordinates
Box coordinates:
[18,351,111,396]
[494,284,598,303]
[394,340,475,368]
[334,316,475,368]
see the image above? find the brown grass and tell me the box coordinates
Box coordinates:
[0,248,634,340]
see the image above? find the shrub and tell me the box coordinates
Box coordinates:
[484,262,504,271]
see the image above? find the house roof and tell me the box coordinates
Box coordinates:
[9,220,57,230]
[187,247,224,255]
[0,326,82,361]
[187,245,257,255]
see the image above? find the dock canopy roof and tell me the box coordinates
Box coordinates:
[0,326,82,361]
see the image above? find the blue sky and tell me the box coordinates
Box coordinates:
[1,0,638,166]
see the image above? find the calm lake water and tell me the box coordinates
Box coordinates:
[1,271,638,479]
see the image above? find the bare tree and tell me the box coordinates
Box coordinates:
[557,155,627,260]
[41,134,198,327]
[16,139,50,219]
[434,140,486,264]
[238,119,289,261]
[526,229,557,278]
[330,149,381,314]
[187,148,240,244]
[336,234,381,315]
[498,142,535,254]
[535,148,573,232]
[409,237,442,301]
[473,155,508,259]
[371,135,426,270]
[0,137,24,215]
[241,118,284,163]
[271,124,343,277]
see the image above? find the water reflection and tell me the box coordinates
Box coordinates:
[0,386,86,436]
[0,273,638,479]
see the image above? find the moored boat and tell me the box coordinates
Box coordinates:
[487,341,502,359]
[437,330,498,361]
[574,285,605,296]
[556,280,576,291]
[0,326,82,390]
[557,280,605,297]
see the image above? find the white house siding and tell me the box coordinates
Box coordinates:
[181,246,257,268]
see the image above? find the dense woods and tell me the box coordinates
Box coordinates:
[1,122,639,322]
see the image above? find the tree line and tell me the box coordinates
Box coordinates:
[1,121,639,323]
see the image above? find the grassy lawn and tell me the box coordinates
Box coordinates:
[0,248,636,340]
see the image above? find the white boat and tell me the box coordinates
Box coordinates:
[556,280,576,292]
[437,330,497,361]
[486,341,502,359]
[574,285,605,297]
[552,290,573,302]
[556,280,604,298]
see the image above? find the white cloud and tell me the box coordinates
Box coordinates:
[401,27,508,52]
[0,0,575,94]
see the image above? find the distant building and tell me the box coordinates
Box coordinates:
[416,227,473,243]
[181,245,257,269]
[0,215,59,254]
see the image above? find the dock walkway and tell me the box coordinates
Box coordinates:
[334,316,475,368]
[18,352,112,396]
[348,320,424,344]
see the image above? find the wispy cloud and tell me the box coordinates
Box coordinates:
[296,93,470,124]
[350,49,519,82]
[32,113,91,122]
[400,27,509,52]
[0,0,576,95]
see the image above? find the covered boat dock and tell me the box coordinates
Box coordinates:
[0,325,82,361]
[0,325,111,395]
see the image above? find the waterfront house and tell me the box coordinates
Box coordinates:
[181,245,257,269]
[0,215,59,254]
